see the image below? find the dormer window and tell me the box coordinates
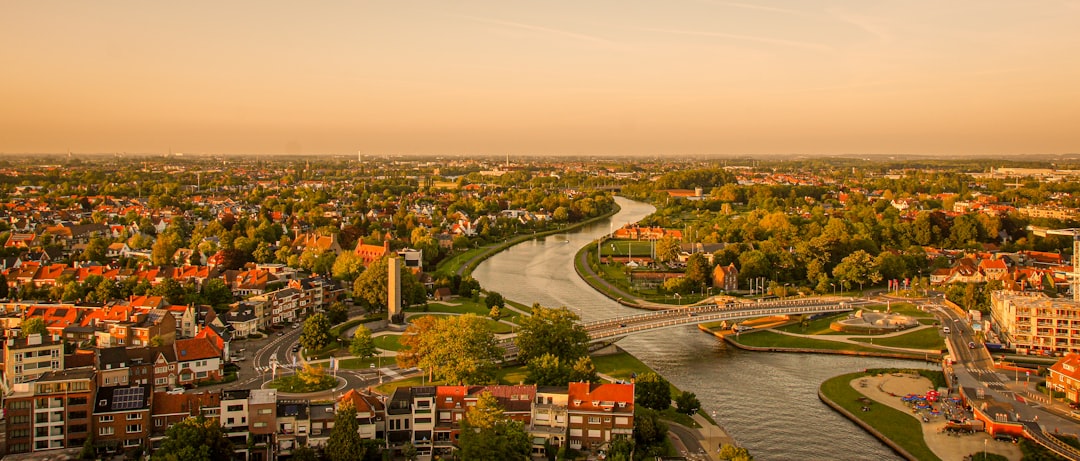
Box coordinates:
[573,400,582,406]
[591,401,599,406]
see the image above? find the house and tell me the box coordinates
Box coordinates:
[173,337,224,386]
[222,302,259,338]
[292,232,344,256]
[566,382,634,452]
[5,233,37,249]
[275,400,310,456]
[1047,354,1080,406]
[355,240,391,266]
[149,390,221,450]
[106,242,132,259]
[92,384,151,454]
[712,263,739,292]
[433,287,452,301]
[979,258,1009,281]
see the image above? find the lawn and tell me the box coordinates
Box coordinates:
[434,247,486,276]
[373,334,403,351]
[495,364,529,385]
[267,372,338,393]
[820,372,941,461]
[731,330,885,353]
[599,239,656,257]
[338,356,390,370]
[424,297,524,322]
[850,327,945,350]
[861,302,934,319]
[775,312,851,335]
[406,313,514,334]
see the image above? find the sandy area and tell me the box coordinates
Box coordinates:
[850,373,1023,461]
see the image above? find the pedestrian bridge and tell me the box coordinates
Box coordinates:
[582,297,861,342]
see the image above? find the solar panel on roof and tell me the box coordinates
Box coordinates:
[112,387,144,410]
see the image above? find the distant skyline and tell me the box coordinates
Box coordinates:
[2,1,1079,156]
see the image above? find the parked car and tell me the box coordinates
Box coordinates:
[167,387,185,395]
[292,345,300,353]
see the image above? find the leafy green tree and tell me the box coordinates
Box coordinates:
[20,317,47,337]
[325,401,367,461]
[607,436,634,461]
[300,313,332,352]
[675,391,701,415]
[401,442,418,461]
[350,325,377,359]
[684,252,711,286]
[458,392,531,461]
[634,372,671,411]
[719,443,754,461]
[332,251,364,281]
[485,291,505,310]
[150,416,232,461]
[199,279,233,308]
[832,250,881,291]
[400,314,502,384]
[489,305,501,320]
[353,256,424,310]
[514,306,589,364]
[150,278,187,305]
[632,407,668,457]
[326,301,349,324]
[291,444,318,461]
[655,235,680,263]
[568,356,599,383]
[151,232,183,266]
[525,353,569,386]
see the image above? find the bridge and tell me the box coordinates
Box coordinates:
[582,297,861,341]
[1022,421,1080,461]
[498,297,861,359]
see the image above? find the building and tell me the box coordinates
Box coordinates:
[3,368,95,455]
[990,291,1080,355]
[1047,353,1080,405]
[386,386,436,458]
[712,263,739,292]
[566,382,635,452]
[173,337,224,386]
[3,333,64,390]
[92,384,152,455]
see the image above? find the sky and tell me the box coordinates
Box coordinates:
[2,1,1080,157]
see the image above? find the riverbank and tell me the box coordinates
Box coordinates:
[819,370,1022,461]
[437,202,622,278]
[703,324,944,363]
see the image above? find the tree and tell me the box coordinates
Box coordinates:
[719,444,755,461]
[399,314,502,384]
[675,391,701,415]
[150,416,232,461]
[401,442,418,461]
[607,436,634,461]
[514,306,589,364]
[568,355,598,383]
[350,325,377,359]
[353,256,390,311]
[151,232,183,266]
[634,372,671,411]
[489,305,501,320]
[485,291,505,310]
[832,250,881,292]
[199,279,233,308]
[684,252,711,286]
[326,301,349,324]
[20,317,47,337]
[458,392,531,461]
[150,278,187,305]
[633,407,668,457]
[655,235,680,263]
[332,252,364,281]
[291,444,318,461]
[300,313,332,352]
[525,353,569,386]
[325,401,367,461]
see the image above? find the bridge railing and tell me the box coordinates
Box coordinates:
[580,297,855,331]
[586,304,854,340]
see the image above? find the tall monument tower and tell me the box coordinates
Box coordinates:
[388,255,402,321]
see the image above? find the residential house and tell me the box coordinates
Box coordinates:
[275,400,310,456]
[149,391,222,450]
[92,384,151,454]
[712,263,739,292]
[355,240,391,266]
[173,337,224,386]
[566,382,635,452]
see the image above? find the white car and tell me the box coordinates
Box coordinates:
[167,387,185,395]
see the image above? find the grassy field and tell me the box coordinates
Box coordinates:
[373,334,403,351]
[820,372,941,461]
[850,327,945,350]
[338,356,385,370]
[731,330,885,353]
[862,302,935,319]
[424,297,524,322]
[434,247,486,276]
[598,239,656,257]
[267,373,338,393]
[775,312,850,335]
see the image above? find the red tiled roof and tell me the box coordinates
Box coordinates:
[174,337,221,361]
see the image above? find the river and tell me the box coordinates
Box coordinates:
[473,196,931,460]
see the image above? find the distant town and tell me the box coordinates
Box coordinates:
[1,154,1079,460]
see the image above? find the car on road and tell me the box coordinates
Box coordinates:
[943,326,951,334]
[277,331,285,336]
[1070,410,1080,419]
[292,345,300,353]
[167,387,184,395]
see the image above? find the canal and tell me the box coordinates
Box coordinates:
[473,196,929,460]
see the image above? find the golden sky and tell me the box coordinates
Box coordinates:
[2,1,1079,156]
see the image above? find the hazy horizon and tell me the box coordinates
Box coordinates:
[3,1,1079,156]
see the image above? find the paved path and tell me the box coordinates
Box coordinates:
[767,324,943,355]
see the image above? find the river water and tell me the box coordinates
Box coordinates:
[473,197,931,460]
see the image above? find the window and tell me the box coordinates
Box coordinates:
[227,405,244,412]
[588,416,600,424]
[100,415,114,423]
[127,424,142,433]
[155,419,163,427]
[9,400,31,410]
[615,417,629,426]
[253,422,267,428]
[124,439,141,447]
[588,429,601,438]
[258,408,272,415]
[570,416,583,424]
[70,411,87,420]
[127,413,142,420]
[68,397,87,406]
[99,427,115,436]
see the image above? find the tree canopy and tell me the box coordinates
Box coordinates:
[457,391,531,461]
[300,313,332,351]
[150,416,233,461]
[514,306,589,364]
[397,314,502,384]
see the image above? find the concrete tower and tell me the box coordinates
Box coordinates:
[388,255,402,321]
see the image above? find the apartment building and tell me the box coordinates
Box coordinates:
[3,333,64,390]
[990,291,1080,355]
[387,386,436,458]
[3,368,95,455]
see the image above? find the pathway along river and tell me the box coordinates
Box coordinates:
[473,197,933,460]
